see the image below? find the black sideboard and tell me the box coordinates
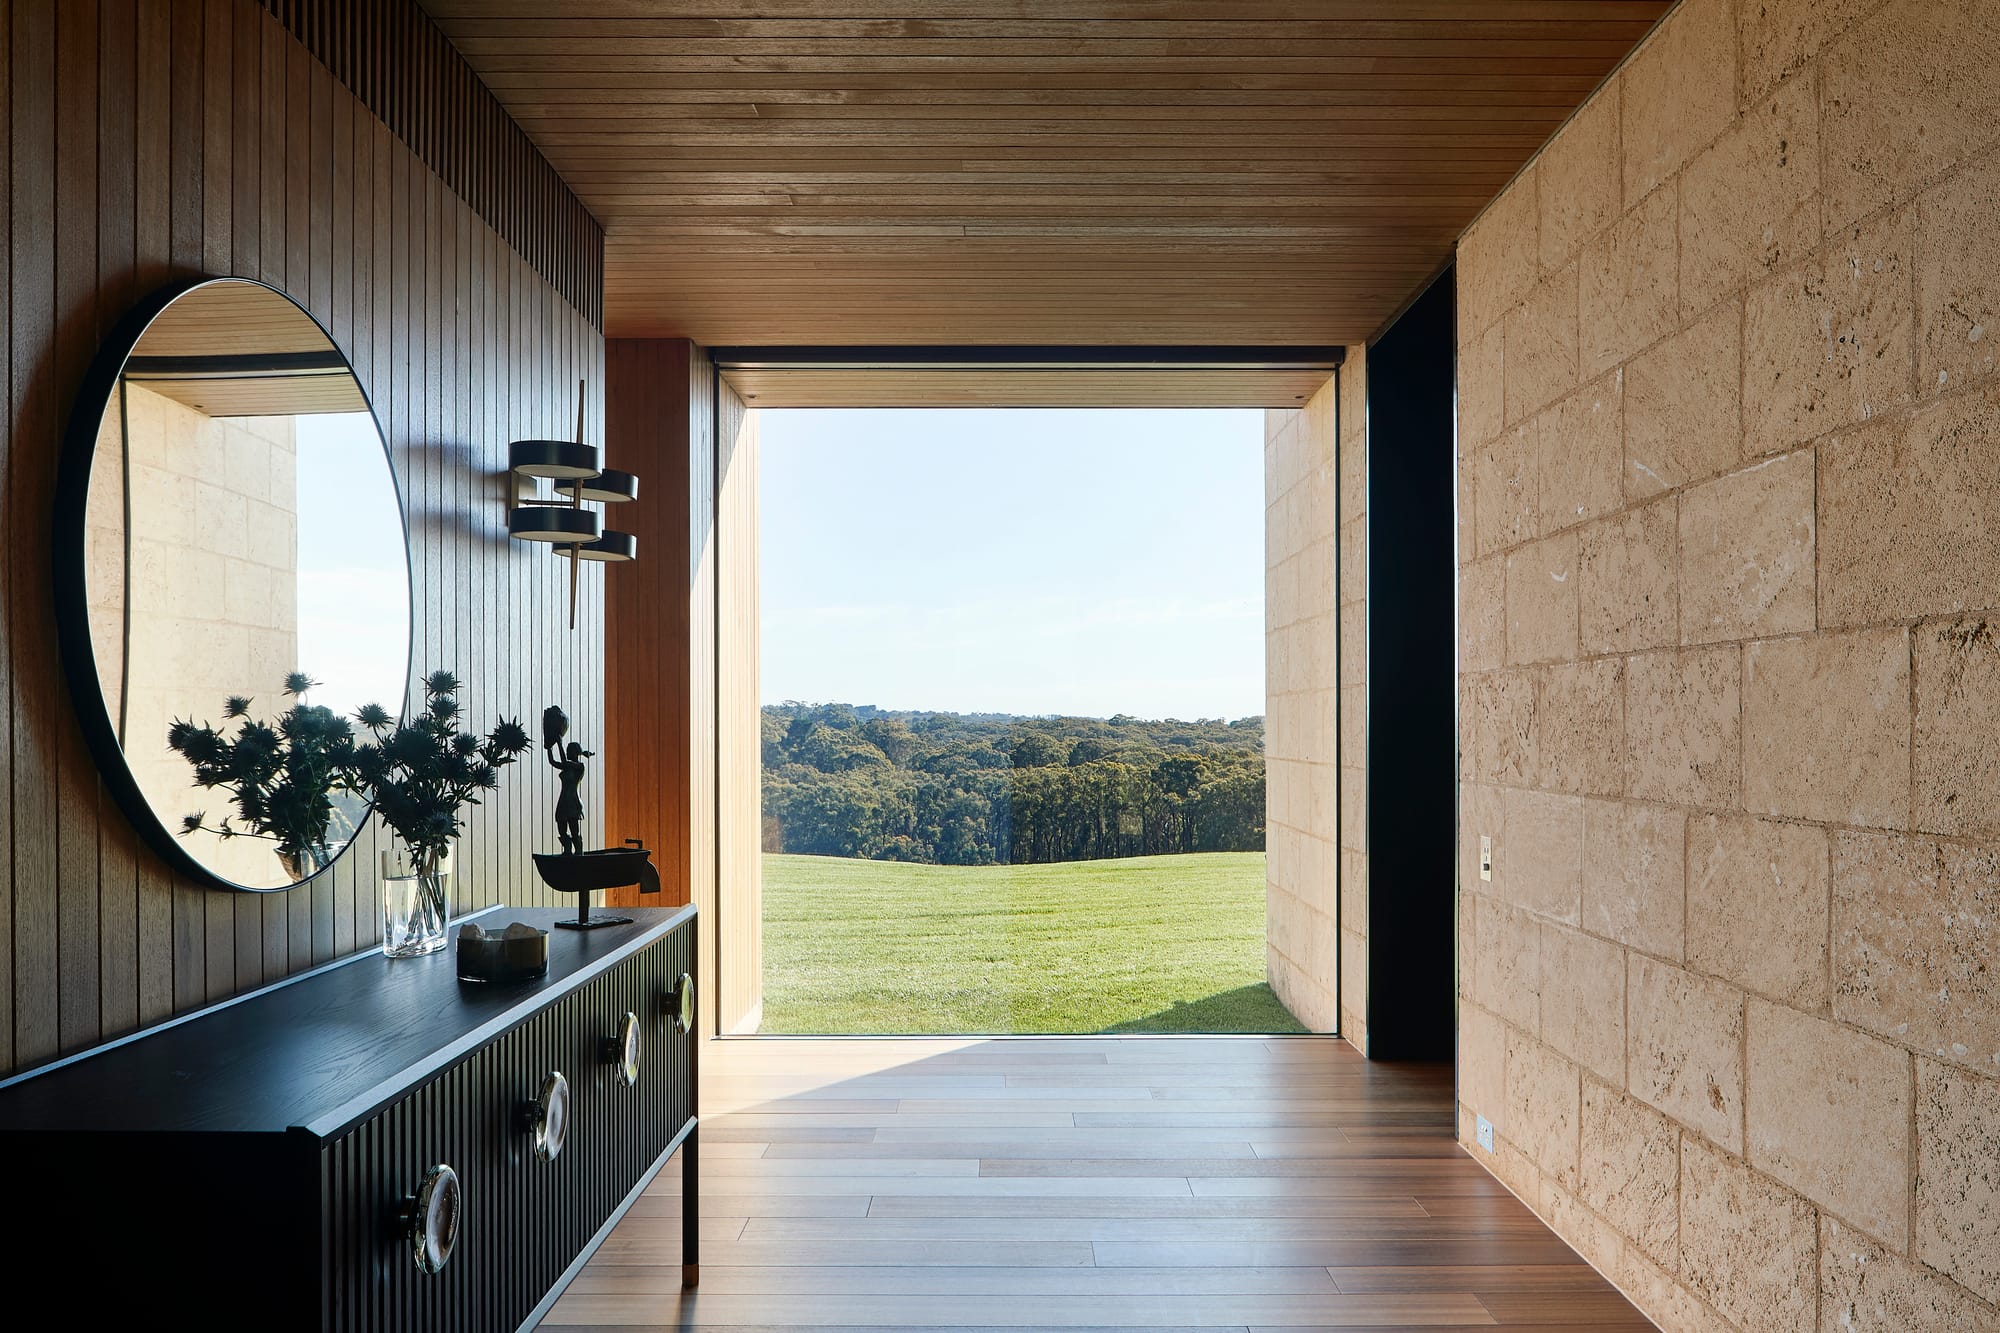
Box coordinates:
[0,904,698,1331]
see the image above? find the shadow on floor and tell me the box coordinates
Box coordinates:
[1098,981,1309,1035]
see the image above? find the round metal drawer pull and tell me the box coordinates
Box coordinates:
[402,1164,462,1275]
[602,1011,642,1087]
[518,1070,571,1162]
[666,972,695,1035]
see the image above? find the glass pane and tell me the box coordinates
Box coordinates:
[757,408,1302,1034]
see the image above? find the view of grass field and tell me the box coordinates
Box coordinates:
[759,850,1305,1034]
[758,410,1283,1036]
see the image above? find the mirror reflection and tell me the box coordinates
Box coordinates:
[81,279,410,890]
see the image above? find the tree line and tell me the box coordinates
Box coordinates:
[762,702,1265,865]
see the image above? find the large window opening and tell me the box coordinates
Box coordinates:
[754,407,1303,1035]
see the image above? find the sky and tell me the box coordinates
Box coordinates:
[759,408,1266,721]
[295,411,411,721]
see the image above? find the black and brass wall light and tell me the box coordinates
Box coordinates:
[506,382,638,627]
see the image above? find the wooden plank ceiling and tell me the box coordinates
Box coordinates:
[711,346,1344,408]
[716,366,1338,408]
[419,1,1668,348]
[126,281,369,417]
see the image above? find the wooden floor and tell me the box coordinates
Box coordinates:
[540,1036,1656,1331]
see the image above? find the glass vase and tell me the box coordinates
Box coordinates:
[382,847,451,958]
[278,842,334,884]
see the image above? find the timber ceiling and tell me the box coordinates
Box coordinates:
[420,1,1668,347]
[127,281,369,417]
[711,346,1345,407]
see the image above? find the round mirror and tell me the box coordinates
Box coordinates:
[56,278,411,893]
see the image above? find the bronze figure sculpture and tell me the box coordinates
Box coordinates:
[542,705,593,855]
[532,704,660,928]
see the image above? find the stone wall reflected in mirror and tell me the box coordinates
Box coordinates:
[76,279,410,891]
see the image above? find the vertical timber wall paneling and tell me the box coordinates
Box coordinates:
[255,0,600,328]
[715,381,762,1034]
[1455,0,2000,1328]
[1261,374,1342,1036]
[1361,273,1456,1061]
[603,338,698,913]
[1335,347,1368,1049]
[602,338,761,1037]
[2,0,604,1077]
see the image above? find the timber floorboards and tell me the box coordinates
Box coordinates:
[539,1037,1656,1330]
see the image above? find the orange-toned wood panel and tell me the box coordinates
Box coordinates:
[603,337,697,914]
[602,335,735,1036]
[418,0,1669,345]
[604,342,763,1035]
[1,0,603,1078]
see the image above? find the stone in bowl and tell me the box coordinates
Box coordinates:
[456,921,549,983]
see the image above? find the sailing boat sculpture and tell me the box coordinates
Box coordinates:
[531,705,661,929]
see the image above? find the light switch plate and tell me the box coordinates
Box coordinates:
[1476,1115,1494,1153]
[1479,836,1492,882]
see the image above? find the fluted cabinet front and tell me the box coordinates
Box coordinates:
[0,907,696,1333]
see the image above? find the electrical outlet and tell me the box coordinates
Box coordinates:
[1479,835,1492,882]
[1475,1114,1494,1153]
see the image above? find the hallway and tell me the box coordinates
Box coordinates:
[541,1037,1654,1329]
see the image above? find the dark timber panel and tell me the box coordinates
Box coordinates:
[1363,271,1458,1062]
[2,0,605,1077]
[257,0,602,327]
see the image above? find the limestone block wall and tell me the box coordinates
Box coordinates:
[1454,0,2000,1329]
[88,385,300,888]
[1335,348,1368,1047]
[1264,376,1340,1035]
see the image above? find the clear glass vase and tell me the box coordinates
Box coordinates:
[382,847,451,958]
[278,842,334,884]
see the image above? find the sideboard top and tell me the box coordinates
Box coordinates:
[0,905,695,1139]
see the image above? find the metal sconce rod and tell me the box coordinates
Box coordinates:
[505,380,641,632]
[567,379,585,629]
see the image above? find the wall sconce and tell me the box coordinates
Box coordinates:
[507,383,638,627]
[559,469,638,562]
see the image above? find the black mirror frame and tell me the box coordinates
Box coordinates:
[53,275,414,895]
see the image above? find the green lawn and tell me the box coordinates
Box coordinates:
[760,850,1306,1034]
